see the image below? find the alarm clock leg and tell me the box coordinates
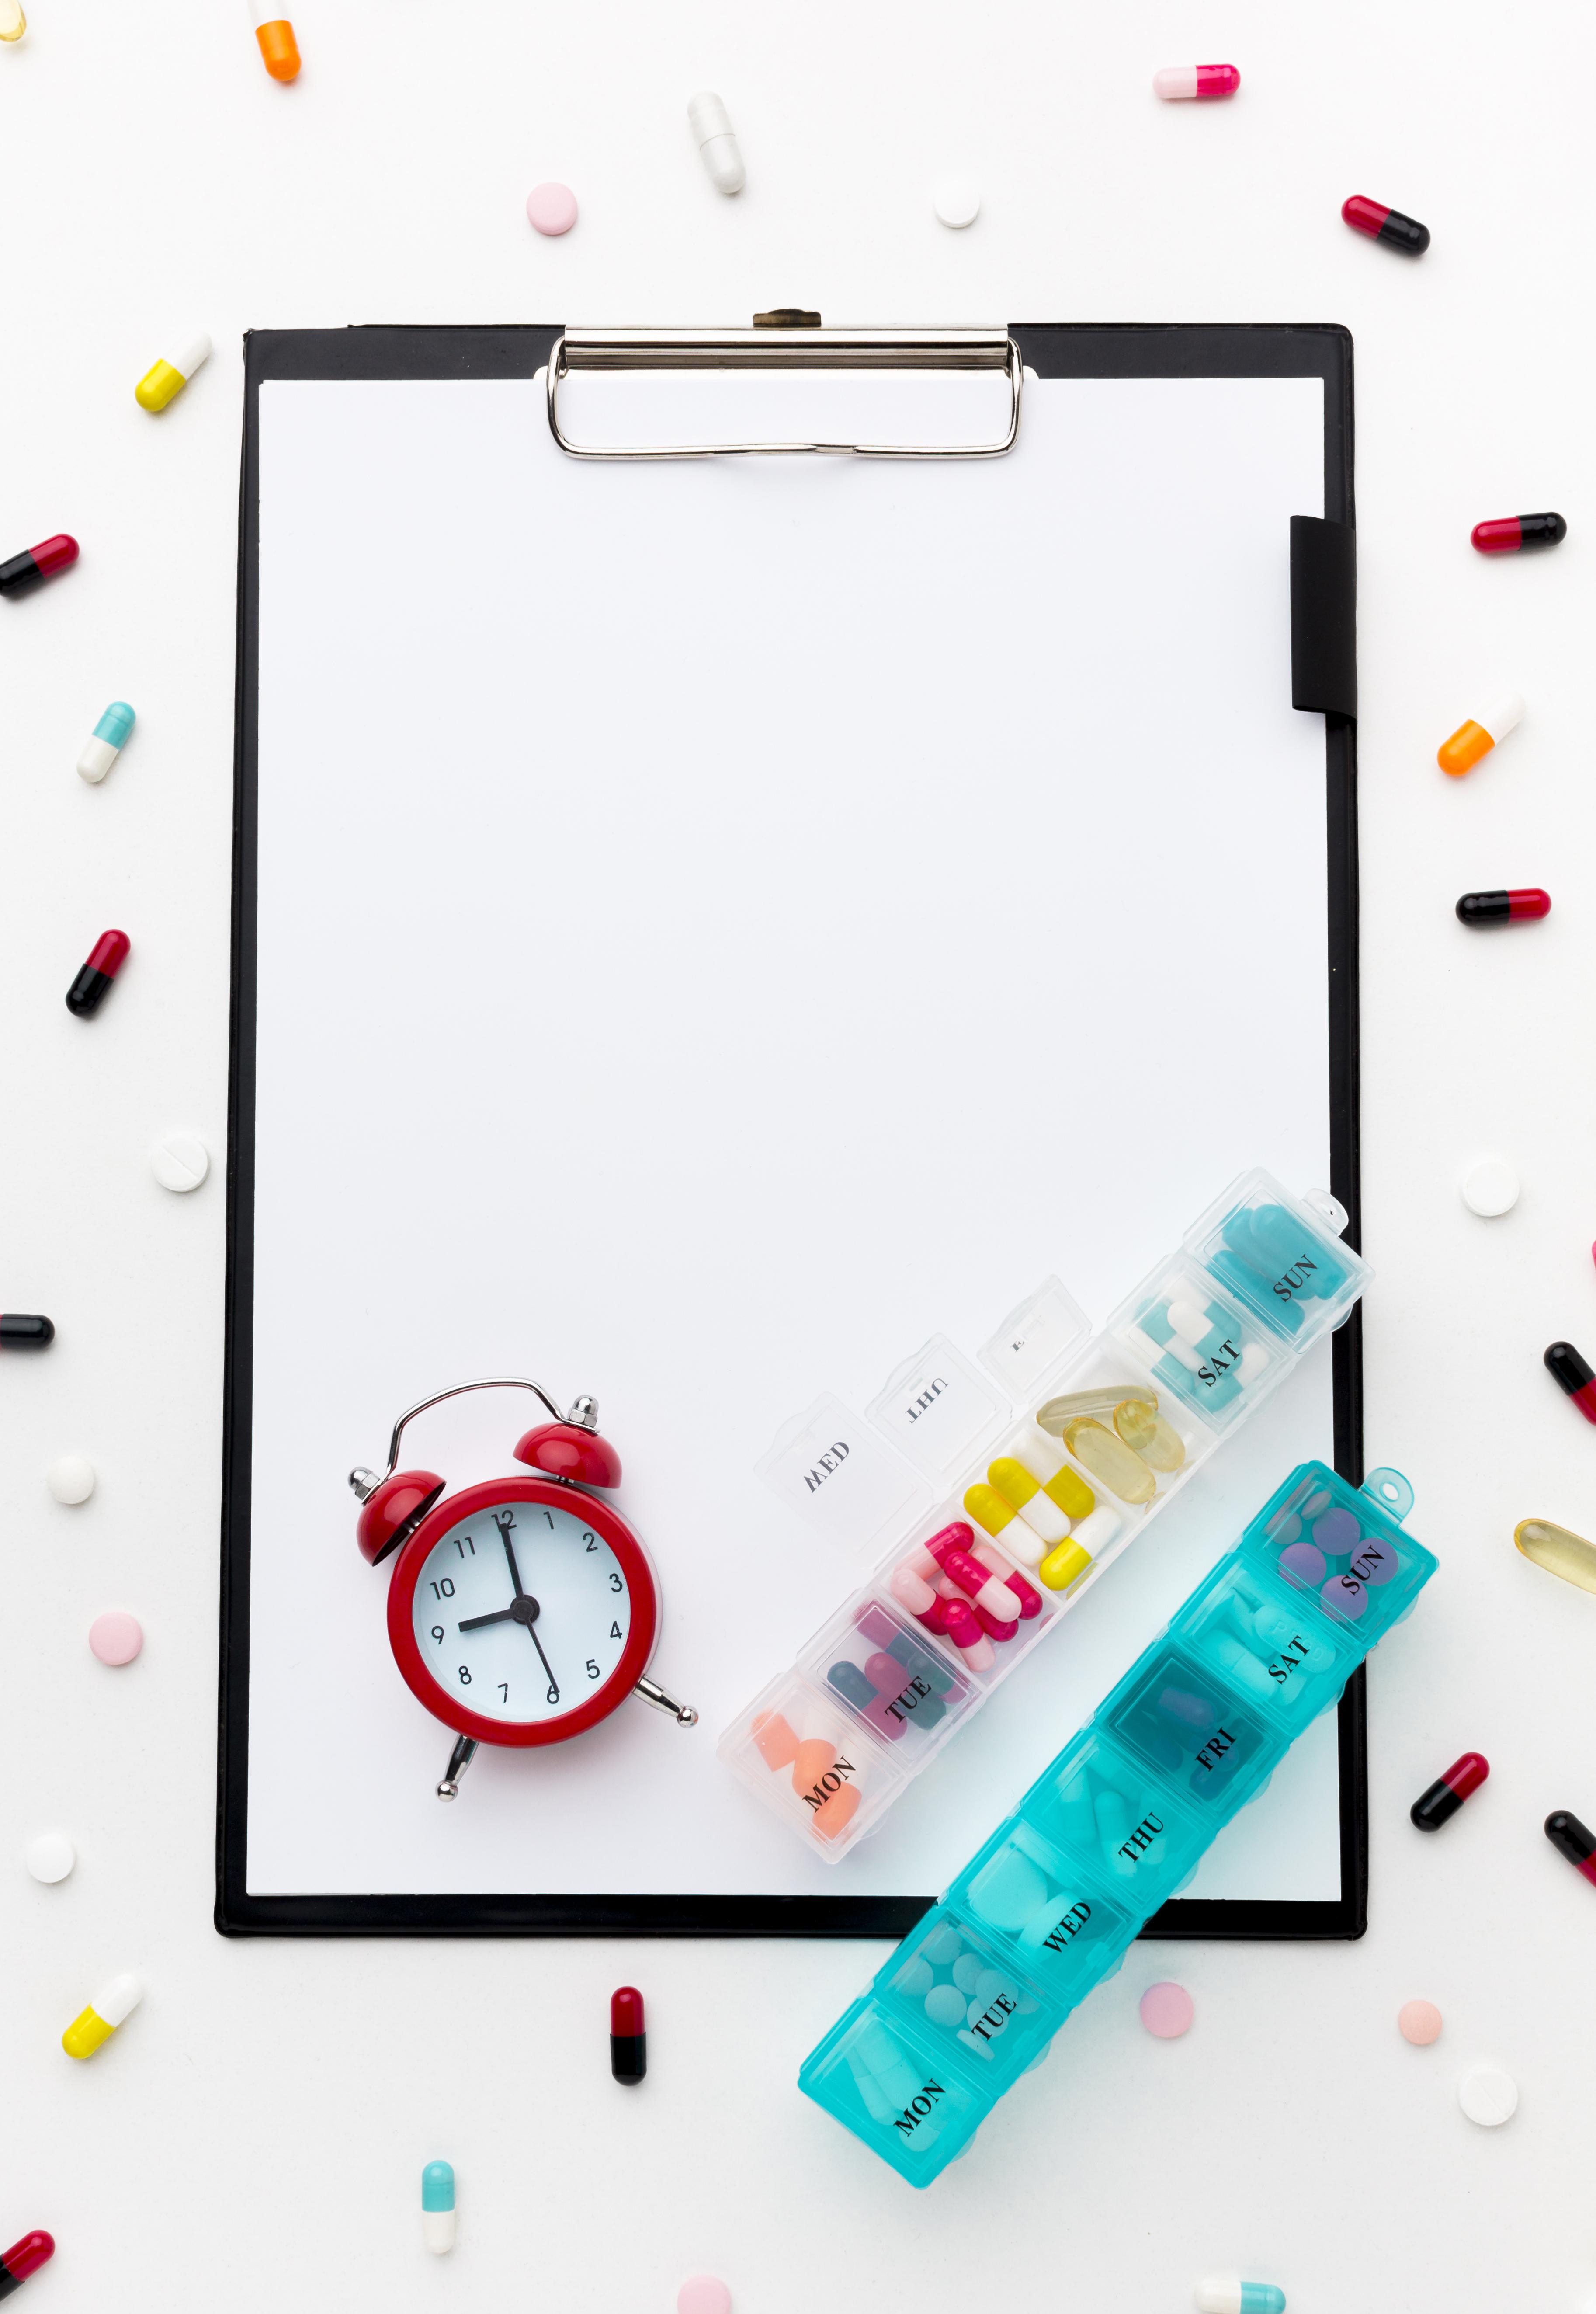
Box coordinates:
[436,1735,479,1800]
[631,1674,698,1728]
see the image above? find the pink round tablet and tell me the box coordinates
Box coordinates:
[526,182,578,236]
[1398,1998,1442,2045]
[1139,1981,1194,2038]
[89,1610,142,1666]
[677,2279,731,2314]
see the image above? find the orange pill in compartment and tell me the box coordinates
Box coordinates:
[812,1782,862,1841]
[751,1709,799,1770]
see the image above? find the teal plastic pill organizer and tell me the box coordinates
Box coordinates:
[719,1170,1370,1860]
[797,1457,1438,2183]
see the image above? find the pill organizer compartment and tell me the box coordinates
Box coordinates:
[716,1670,907,1857]
[874,1497,1065,1691]
[728,1169,1372,1863]
[1169,1554,1359,1727]
[797,2002,991,2185]
[799,1596,978,1750]
[1021,1728,1207,1912]
[1183,1171,1369,1347]
[954,1817,1138,2004]
[1108,1257,1287,1434]
[1097,1640,1286,1812]
[1240,1463,1436,1644]
[878,1903,1066,2085]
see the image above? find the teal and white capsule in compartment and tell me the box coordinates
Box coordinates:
[421,2161,455,2254]
[1195,2279,1286,2314]
[77,702,135,784]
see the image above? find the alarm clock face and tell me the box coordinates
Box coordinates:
[387,1478,659,1746]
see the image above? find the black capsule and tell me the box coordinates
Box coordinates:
[1343,194,1430,254]
[1410,1752,1488,1830]
[1473,513,1567,554]
[1456,888,1551,927]
[1545,1810,1596,1887]
[0,534,79,596]
[610,1986,646,2084]
[0,1314,55,1348]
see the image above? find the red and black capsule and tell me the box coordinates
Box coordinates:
[1341,194,1429,255]
[1472,513,1566,554]
[1411,1751,1489,1831]
[1456,888,1551,928]
[0,533,78,596]
[0,1315,54,1348]
[65,928,130,1018]
[1545,1809,1596,1888]
[1546,1342,1596,1425]
[610,1985,645,2084]
[0,2233,54,2302]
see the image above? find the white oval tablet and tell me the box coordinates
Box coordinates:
[47,1455,96,1505]
[1460,1155,1519,1217]
[25,1830,76,1884]
[1458,2063,1518,2125]
[150,1131,209,1192]
[932,176,981,229]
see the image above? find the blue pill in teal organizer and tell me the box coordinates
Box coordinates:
[798,1457,1438,2186]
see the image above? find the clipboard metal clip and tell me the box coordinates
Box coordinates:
[545,317,1023,461]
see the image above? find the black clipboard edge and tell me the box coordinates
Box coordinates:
[217,320,1364,1940]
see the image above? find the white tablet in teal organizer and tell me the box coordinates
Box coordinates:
[798,1457,1438,2182]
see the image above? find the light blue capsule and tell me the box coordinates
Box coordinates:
[95,701,136,746]
[421,2161,455,2212]
[78,701,136,783]
[1195,2277,1286,2314]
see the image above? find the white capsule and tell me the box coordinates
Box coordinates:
[687,90,745,194]
[77,701,136,783]
[1479,690,1526,745]
[1195,2281,1286,2314]
[1167,1298,1213,1345]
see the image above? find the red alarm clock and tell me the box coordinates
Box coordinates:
[348,1377,696,1799]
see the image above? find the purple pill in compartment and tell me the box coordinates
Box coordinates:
[1278,1540,1327,1589]
[1311,1506,1361,1556]
[1320,1570,1368,1620]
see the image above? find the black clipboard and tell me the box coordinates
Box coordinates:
[217,319,1364,1939]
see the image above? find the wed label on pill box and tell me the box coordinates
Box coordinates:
[756,1394,929,1558]
[864,1336,1008,1483]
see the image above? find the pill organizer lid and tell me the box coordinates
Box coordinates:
[864,1334,1010,1484]
[978,1276,1093,1402]
[756,1392,930,1559]
[1180,1167,1371,1347]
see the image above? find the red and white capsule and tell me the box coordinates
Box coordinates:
[1152,63,1239,99]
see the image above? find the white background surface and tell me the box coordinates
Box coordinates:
[4,3,1596,2310]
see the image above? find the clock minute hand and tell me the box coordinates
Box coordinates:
[526,1620,560,1704]
[458,1607,517,1632]
[494,1509,527,1599]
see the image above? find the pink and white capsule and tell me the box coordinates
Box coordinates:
[938,1596,996,1672]
[971,1541,1042,1620]
[912,1524,1022,1623]
[1153,63,1240,99]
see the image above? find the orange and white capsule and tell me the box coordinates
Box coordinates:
[248,3,300,80]
[1438,691,1523,776]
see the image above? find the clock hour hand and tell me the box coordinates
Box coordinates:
[494,1509,528,1599]
[458,1607,517,1632]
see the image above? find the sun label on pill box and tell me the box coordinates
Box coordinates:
[526,183,577,236]
[1460,1155,1519,1217]
[1458,2064,1517,2126]
[149,1132,208,1192]
[77,702,135,784]
[46,1455,95,1505]
[135,336,211,414]
[1398,1998,1443,2045]
[24,1831,75,1884]
[89,1610,142,1666]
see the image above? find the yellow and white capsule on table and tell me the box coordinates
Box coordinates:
[63,1971,143,2058]
[135,334,211,414]
[0,3,26,42]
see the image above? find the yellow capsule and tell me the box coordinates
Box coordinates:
[986,1457,1071,1545]
[1515,1518,1596,1596]
[963,1481,1043,1568]
[0,3,26,42]
[1062,1417,1157,1505]
[1113,1398,1186,1473]
[1037,1537,1093,1591]
[62,1971,143,2059]
[135,333,212,413]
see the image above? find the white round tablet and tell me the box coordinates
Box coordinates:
[150,1131,209,1193]
[47,1455,95,1506]
[1460,1155,1518,1217]
[1458,2063,1518,2126]
[932,176,981,229]
[25,1831,76,1884]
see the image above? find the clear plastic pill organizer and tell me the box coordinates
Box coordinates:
[718,1171,1370,1860]
[798,1457,1439,2183]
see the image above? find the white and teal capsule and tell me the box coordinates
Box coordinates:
[77,702,136,784]
[1195,2280,1286,2314]
[421,2161,455,2254]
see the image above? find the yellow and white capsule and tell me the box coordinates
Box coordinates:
[63,1971,143,2058]
[0,3,27,43]
[135,334,212,414]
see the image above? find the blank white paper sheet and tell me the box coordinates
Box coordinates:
[243,361,1343,1905]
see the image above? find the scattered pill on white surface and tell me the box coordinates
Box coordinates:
[421,2161,455,2253]
[1153,64,1241,101]
[1194,2281,1284,2314]
[932,176,981,229]
[24,1832,75,1884]
[0,1,25,41]
[77,702,135,783]
[687,91,745,194]
[46,1456,95,1506]
[149,1132,208,1192]
[88,1611,142,1666]
[525,182,577,236]
[677,2279,732,2314]
[62,1971,142,2059]
[1139,1981,1194,2038]
[135,334,212,413]
[1460,1156,1519,1218]
[1398,1998,1443,2044]
[1458,2064,1518,2126]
